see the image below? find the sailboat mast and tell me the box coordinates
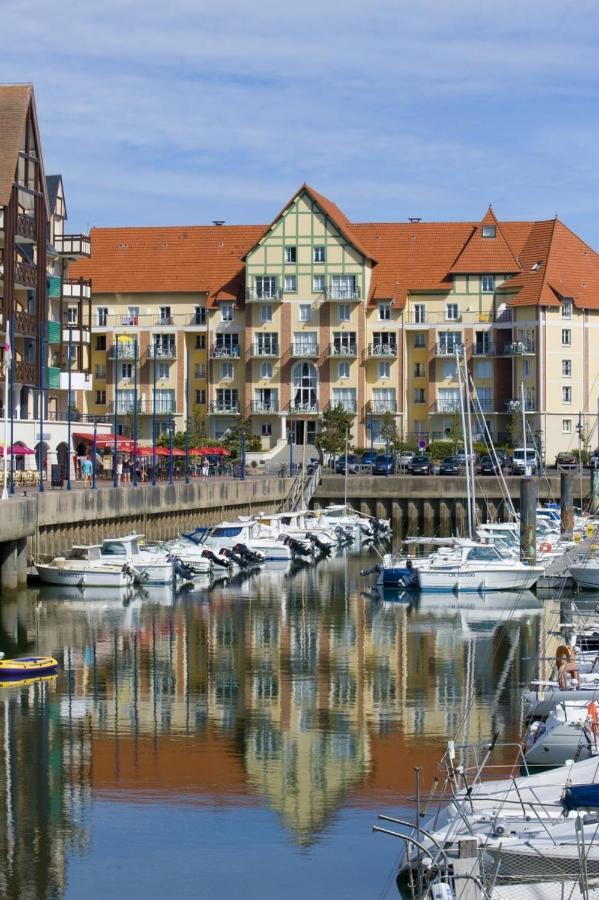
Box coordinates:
[463,344,476,534]
[521,380,528,476]
[456,347,473,539]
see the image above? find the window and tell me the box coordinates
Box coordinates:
[414,388,425,403]
[414,420,425,435]
[413,303,426,323]
[475,360,491,379]
[221,302,234,322]
[95,364,106,380]
[154,334,176,357]
[196,389,206,405]
[313,274,325,293]
[195,334,206,349]
[562,328,571,346]
[333,331,356,355]
[372,388,396,412]
[313,246,325,263]
[95,390,106,405]
[159,306,172,324]
[378,302,391,321]
[330,275,357,300]
[562,386,572,404]
[261,423,272,436]
[523,360,530,377]
[194,364,206,379]
[293,332,318,355]
[125,305,139,325]
[481,275,495,293]
[260,362,273,379]
[482,224,496,238]
[299,304,312,322]
[255,333,278,356]
[285,246,297,263]
[438,331,463,354]
[445,303,459,321]
[121,363,132,379]
[95,335,106,351]
[379,362,391,379]
[338,304,350,322]
[414,333,426,348]
[193,305,206,325]
[442,360,458,380]
[414,362,425,377]
[158,362,169,379]
[562,298,573,319]
[260,304,273,323]
[284,275,297,293]
[332,387,356,412]
[563,419,572,433]
[438,388,460,412]
[562,359,572,377]
[338,362,350,378]
[97,307,108,327]
[221,362,233,380]
[215,388,239,411]
[254,276,278,299]
[372,332,397,354]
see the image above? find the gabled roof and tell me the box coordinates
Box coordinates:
[46,175,64,218]
[448,207,522,274]
[243,183,377,264]
[497,219,599,308]
[0,84,32,207]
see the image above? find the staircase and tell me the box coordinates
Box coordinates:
[280,464,321,512]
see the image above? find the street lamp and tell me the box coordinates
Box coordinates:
[66,322,73,490]
[241,428,246,481]
[184,342,190,484]
[91,419,97,490]
[168,413,174,484]
[151,338,157,486]
[113,337,119,488]
[287,429,294,476]
[132,337,138,487]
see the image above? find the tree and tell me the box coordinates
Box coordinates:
[379,411,402,452]
[315,404,354,459]
[222,417,262,457]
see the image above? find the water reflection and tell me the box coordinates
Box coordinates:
[0,556,542,896]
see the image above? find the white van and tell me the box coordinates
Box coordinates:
[512,447,538,475]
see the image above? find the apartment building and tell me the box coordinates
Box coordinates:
[0,83,99,477]
[73,185,599,459]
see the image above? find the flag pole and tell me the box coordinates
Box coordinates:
[1,320,10,500]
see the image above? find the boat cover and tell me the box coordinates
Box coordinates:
[562,784,599,812]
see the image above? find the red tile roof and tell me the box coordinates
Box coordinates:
[71,194,598,311]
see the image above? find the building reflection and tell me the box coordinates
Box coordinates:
[0,561,542,890]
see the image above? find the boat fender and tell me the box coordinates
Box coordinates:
[492,819,506,836]
[588,701,599,735]
[539,542,553,553]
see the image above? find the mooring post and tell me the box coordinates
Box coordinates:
[590,467,599,516]
[560,470,574,537]
[520,477,537,564]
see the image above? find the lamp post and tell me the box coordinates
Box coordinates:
[112,338,119,488]
[385,436,390,477]
[132,337,138,487]
[91,419,97,490]
[38,328,46,492]
[369,409,374,454]
[535,429,543,478]
[288,429,294,477]
[9,315,15,495]
[66,322,73,490]
[168,413,174,485]
[185,342,190,484]
[241,428,246,481]
[151,338,157,486]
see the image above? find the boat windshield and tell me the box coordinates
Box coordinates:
[67,547,92,561]
[213,527,243,538]
[465,545,503,562]
[101,542,128,556]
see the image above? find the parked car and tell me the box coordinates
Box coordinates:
[335,454,359,475]
[479,454,500,475]
[397,451,416,469]
[439,456,461,475]
[360,450,378,467]
[373,454,395,475]
[555,451,577,470]
[511,448,538,475]
[408,455,433,475]
[495,449,513,472]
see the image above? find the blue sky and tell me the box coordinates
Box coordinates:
[2,0,597,244]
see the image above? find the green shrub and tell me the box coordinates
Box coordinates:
[427,440,455,461]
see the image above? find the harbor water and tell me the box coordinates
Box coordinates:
[0,550,546,899]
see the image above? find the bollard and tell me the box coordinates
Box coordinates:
[590,468,599,515]
[561,471,574,537]
[520,477,537,564]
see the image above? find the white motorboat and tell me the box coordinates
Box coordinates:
[181,521,288,562]
[570,558,599,590]
[416,541,543,593]
[316,504,390,540]
[524,699,599,767]
[99,534,175,584]
[35,545,135,588]
[254,510,340,549]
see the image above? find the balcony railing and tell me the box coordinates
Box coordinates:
[324,286,361,301]
[403,309,512,325]
[16,213,36,242]
[367,343,397,358]
[473,343,497,356]
[95,313,206,328]
[107,398,176,415]
[288,401,319,415]
[210,402,240,415]
[290,343,319,358]
[431,400,461,413]
[328,342,357,357]
[14,310,37,337]
[250,400,280,414]
[14,259,37,289]
[505,399,535,412]
[503,341,535,356]
[434,343,464,357]
[210,345,241,359]
[108,342,138,360]
[45,411,111,423]
[246,288,283,301]
[63,278,92,301]
[328,400,357,414]
[53,233,91,257]
[250,343,280,358]
[368,400,398,414]
[151,344,177,360]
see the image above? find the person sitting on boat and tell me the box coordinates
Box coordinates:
[556,644,579,690]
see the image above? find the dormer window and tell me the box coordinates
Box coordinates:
[562,298,573,319]
[482,225,496,238]
[531,261,543,272]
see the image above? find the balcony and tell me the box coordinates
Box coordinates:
[14,310,37,337]
[431,400,461,414]
[250,343,280,358]
[434,343,464,357]
[210,402,240,415]
[328,342,357,358]
[288,401,319,415]
[108,342,138,360]
[473,343,497,356]
[53,234,91,258]
[250,400,280,414]
[328,400,357,414]
[368,400,398,414]
[63,278,92,301]
[246,287,283,302]
[503,341,534,356]
[16,213,36,242]
[15,259,37,289]
[47,274,61,298]
[106,397,176,415]
[209,345,241,359]
[367,343,397,358]
[151,343,177,361]
[290,343,319,358]
[505,399,535,412]
[48,320,61,344]
[14,361,37,385]
[324,285,361,301]
[47,366,61,389]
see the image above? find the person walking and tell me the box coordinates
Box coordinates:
[81,455,92,487]
[201,457,209,479]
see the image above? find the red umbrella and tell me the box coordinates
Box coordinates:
[0,442,35,455]
[189,446,231,457]
[171,448,186,457]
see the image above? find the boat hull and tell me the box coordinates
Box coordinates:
[36,564,133,588]
[570,564,599,590]
[417,565,541,593]
[0,656,59,678]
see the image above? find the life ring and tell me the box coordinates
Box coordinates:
[539,542,553,553]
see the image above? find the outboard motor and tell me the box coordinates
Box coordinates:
[233,543,264,565]
[221,547,248,568]
[283,535,313,559]
[360,563,383,577]
[201,548,233,570]
[334,525,353,545]
[306,533,332,555]
[170,556,195,582]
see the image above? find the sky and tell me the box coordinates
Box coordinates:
[1,0,598,244]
